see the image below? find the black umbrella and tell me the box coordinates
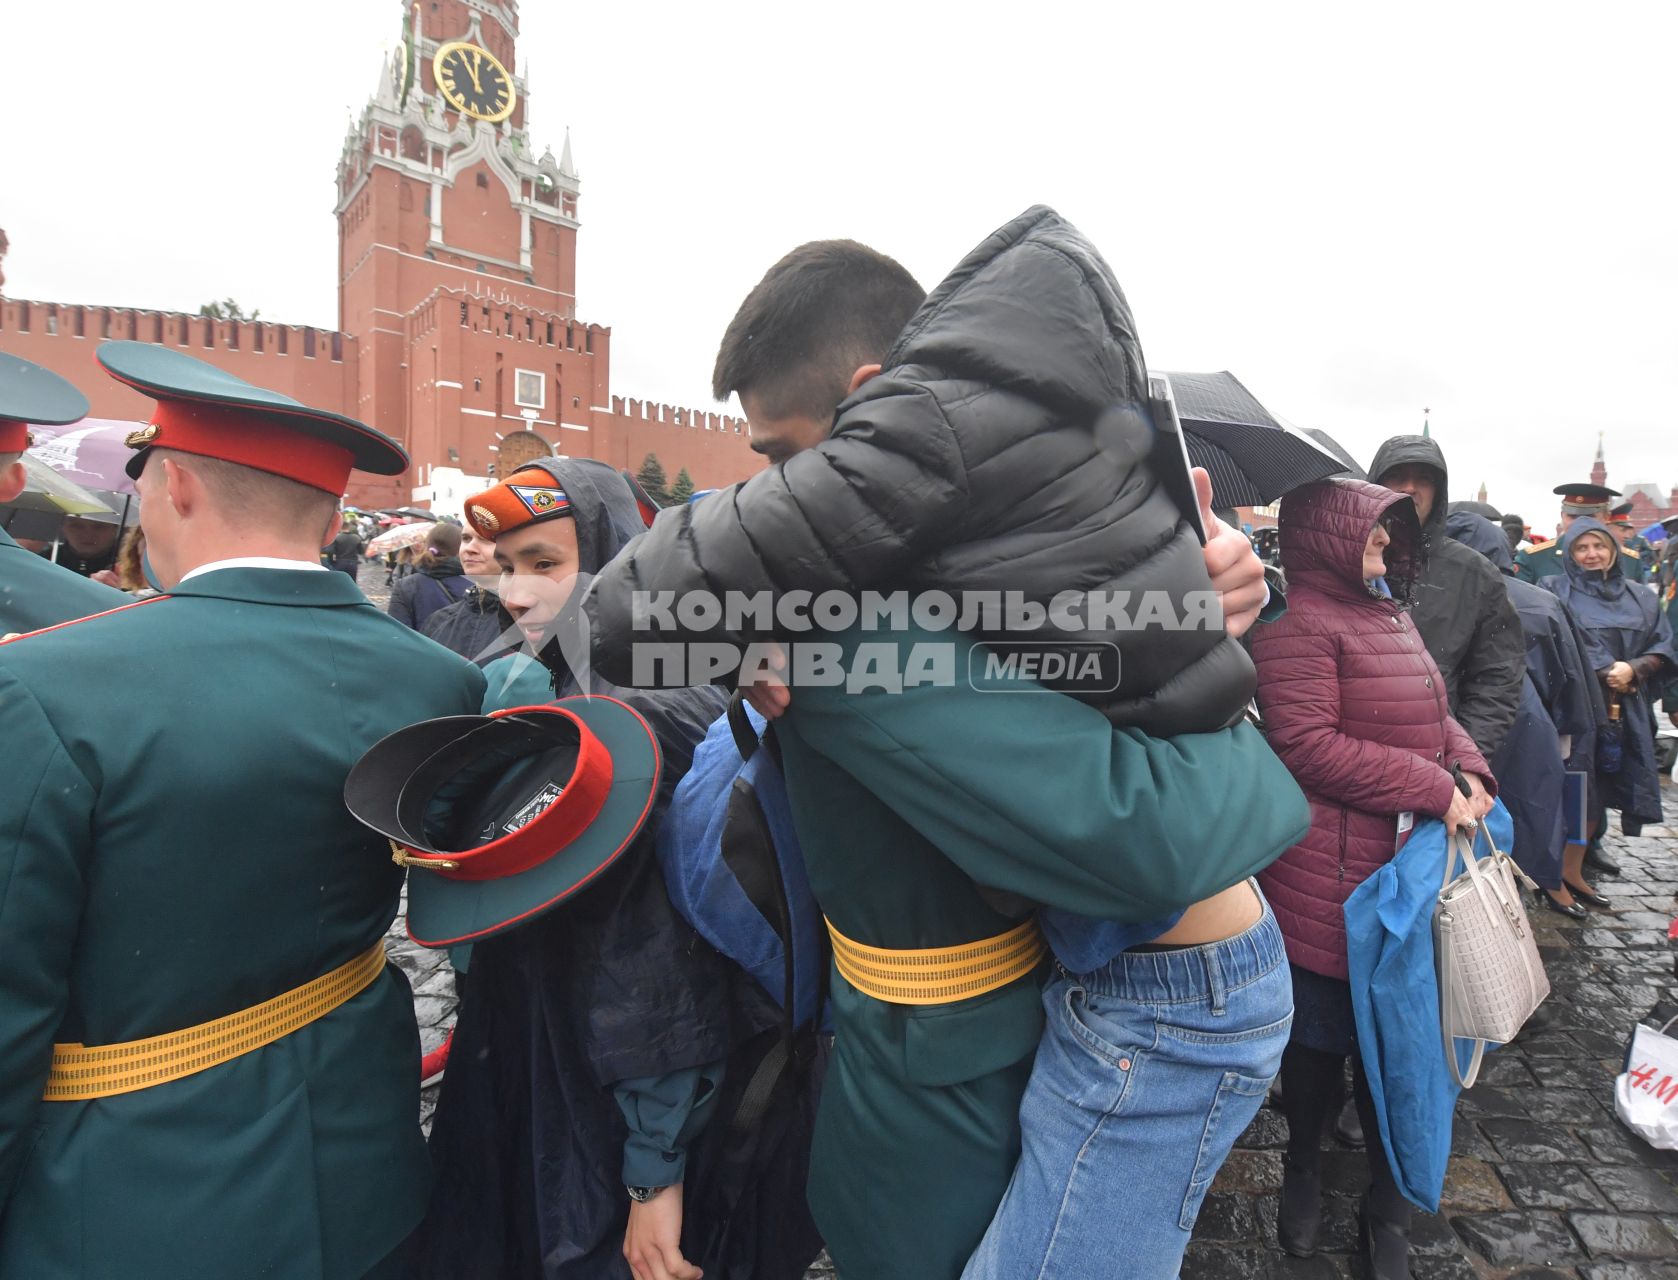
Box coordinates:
[1157,370,1357,506]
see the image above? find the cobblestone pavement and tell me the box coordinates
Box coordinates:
[1185,821,1678,1279]
[374,566,1678,1276]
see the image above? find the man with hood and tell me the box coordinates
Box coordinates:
[1445,510,1605,908]
[410,457,823,1280]
[1369,435,1524,760]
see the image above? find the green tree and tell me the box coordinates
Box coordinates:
[636,453,671,505]
[670,467,696,504]
[198,298,260,321]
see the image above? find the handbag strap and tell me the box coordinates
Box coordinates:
[1435,921,1489,1089]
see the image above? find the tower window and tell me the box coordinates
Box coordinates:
[514,369,544,410]
[476,172,489,189]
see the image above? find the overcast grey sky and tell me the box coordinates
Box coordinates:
[8,0,1676,526]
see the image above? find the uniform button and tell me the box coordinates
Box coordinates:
[1425,677,1433,688]
[1435,751,1443,761]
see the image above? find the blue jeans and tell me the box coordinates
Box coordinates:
[962,893,1293,1280]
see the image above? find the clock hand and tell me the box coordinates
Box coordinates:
[467,50,483,94]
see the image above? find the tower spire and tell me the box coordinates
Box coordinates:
[1592,431,1608,488]
[559,128,576,178]
[1422,405,1430,439]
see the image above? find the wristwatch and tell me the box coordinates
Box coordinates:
[626,1185,665,1203]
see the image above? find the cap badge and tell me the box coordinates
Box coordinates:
[510,484,570,518]
[470,504,500,532]
[125,424,160,449]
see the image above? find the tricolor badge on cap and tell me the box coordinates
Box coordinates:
[510,484,571,519]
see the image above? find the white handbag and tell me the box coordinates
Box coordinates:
[1433,825,1550,1088]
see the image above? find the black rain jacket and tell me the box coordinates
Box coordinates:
[1370,435,1524,757]
[585,205,1254,734]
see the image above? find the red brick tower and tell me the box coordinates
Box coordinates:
[336,0,593,505]
[1591,432,1608,489]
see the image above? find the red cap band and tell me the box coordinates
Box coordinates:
[0,420,29,453]
[396,705,616,882]
[138,400,355,495]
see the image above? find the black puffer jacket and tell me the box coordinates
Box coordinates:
[586,205,1253,733]
[1369,435,1524,757]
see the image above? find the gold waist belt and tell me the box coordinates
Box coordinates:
[825,916,1047,1006]
[44,941,387,1102]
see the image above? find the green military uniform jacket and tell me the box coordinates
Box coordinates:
[775,628,1309,1280]
[1514,540,1563,583]
[1621,538,1649,582]
[0,526,128,635]
[0,567,486,1280]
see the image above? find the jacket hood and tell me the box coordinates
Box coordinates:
[1369,434,1449,535]
[1449,500,1502,523]
[883,205,1147,423]
[1279,477,1423,604]
[1560,517,1624,595]
[1445,510,1515,574]
[515,457,648,576]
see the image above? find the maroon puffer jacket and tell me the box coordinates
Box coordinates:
[1254,479,1493,979]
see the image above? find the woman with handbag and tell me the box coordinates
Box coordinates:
[1541,518,1678,906]
[1251,478,1494,1280]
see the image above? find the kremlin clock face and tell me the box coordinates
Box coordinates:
[433,41,516,123]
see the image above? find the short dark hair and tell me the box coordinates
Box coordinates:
[712,240,925,420]
[162,450,339,542]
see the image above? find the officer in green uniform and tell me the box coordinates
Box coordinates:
[0,343,486,1279]
[1514,482,1619,582]
[0,352,129,633]
[1608,501,1650,583]
[769,627,1308,1280]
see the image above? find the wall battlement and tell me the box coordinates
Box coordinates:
[1,298,350,362]
[609,394,748,436]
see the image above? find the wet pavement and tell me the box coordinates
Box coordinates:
[1184,821,1678,1279]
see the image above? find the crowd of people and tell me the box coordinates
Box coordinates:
[0,203,1671,1280]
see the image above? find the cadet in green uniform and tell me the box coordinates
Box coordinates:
[0,352,128,633]
[0,344,486,1280]
[1515,482,1618,582]
[766,627,1307,1280]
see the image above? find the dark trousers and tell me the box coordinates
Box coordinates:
[1279,1041,1411,1227]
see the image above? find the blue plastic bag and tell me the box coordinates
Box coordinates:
[1344,801,1514,1212]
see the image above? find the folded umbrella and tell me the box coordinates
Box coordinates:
[1156,370,1356,506]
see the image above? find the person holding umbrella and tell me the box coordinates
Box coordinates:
[0,352,128,633]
